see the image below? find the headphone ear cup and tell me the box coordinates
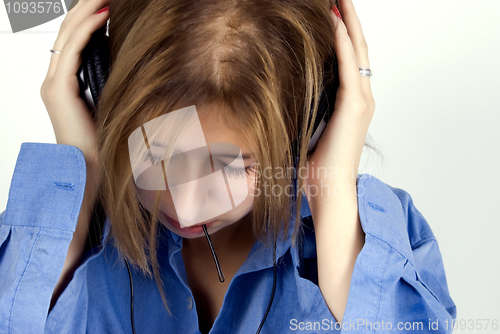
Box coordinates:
[292,55,340,165]
[80,24,110,117]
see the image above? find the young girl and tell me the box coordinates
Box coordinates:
[0,0,456,333]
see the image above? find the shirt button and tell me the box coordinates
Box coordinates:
[187,296,193,310]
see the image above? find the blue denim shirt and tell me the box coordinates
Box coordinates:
[0,143,456,333]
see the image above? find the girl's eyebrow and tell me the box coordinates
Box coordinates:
[151,141,254,160]
[218,153,253,160]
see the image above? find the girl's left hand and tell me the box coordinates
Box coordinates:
[302,0,374,323]
[304,0,374,203]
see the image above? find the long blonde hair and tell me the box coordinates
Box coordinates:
[95,0,379,313]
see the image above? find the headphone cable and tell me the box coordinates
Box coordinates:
[124,236,277,334]
[124,259,137,334]
[256,237,277,334]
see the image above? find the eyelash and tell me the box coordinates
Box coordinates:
[144,153,162,165]
[145,153,254,179]
[223,165,254,179]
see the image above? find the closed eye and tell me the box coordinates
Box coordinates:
[224,165,254,179]
[144,152,162,165]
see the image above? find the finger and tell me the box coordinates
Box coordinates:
[54,0,109,50]
[337,0,369,68]
[330,9,362,95]
[47,0,109,78]
[60,0,83,25]
[53,10,109,85]
[46,1,83,79]
[335,1,373,99]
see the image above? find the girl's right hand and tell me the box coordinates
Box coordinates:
[40,0,110,168]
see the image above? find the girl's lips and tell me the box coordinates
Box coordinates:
[160,211,215,236]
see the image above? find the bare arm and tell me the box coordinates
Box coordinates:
[308,178,364,323]
[302,0,374,322]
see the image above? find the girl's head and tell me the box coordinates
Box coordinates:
[94,0,361,310]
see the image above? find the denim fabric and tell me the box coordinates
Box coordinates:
[0,143,456,333]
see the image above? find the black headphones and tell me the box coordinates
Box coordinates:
[77,21,338,334]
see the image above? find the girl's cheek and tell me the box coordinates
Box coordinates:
[134,188,172,213]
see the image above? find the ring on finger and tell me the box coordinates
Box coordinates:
[50,49,62,54]
[359,68,372,77]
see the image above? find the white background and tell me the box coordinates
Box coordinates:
[0,0,499,331]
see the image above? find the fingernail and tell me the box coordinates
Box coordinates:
[96,6,109,14]
[332,5,342,20]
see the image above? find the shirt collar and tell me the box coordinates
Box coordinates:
[99,193,313,277]
[153,195,312,278]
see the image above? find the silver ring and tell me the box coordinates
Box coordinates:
[50,49,62,54]
[359,68,372,77]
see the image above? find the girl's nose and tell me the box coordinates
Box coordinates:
[169,169,234,228]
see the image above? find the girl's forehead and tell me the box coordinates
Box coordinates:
[197,108,255,155]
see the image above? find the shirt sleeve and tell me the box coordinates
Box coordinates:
[0,143,87,334]
[340,174,457,333]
